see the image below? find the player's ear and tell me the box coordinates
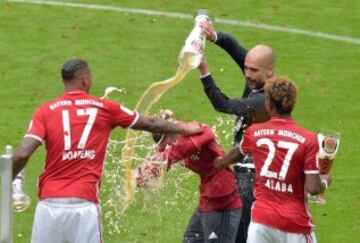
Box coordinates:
[267,65,275,78]
[265,96,272,114]
[81,72,92,91]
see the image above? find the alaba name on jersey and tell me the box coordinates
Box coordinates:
[26,91,138,203]
[240,117,319,234]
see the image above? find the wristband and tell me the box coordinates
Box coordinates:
[212,32,218,42]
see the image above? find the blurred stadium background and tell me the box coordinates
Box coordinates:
[1,0,359,242]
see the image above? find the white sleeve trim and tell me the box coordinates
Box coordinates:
[304,170,319,174]
[239,137,246,155]
[235,163,255,169]
[321,179,328,189]
[127,112,139,128]
[200,72,211,79]
[24,134,44,144]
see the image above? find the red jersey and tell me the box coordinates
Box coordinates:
[164,125,242,212]
[240,117,319,234]
[26,90,138,203]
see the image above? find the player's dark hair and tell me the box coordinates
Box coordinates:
[265,76,297,115]
[152,132,164,143]
[61,59,89,82]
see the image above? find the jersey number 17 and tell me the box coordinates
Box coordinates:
[62,108,98,150]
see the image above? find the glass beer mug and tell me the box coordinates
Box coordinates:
[309,128,340,204]
[12,170,31,212]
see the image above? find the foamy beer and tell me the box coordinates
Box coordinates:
[312,129,340,203]
[178,9,212,69]
[12,170,31,212]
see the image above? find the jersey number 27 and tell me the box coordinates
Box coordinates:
[256,138,298,180]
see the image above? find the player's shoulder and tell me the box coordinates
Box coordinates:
[90,95,120,107]
[199,123,212,132]
[99,97,137,117]
[291,121,315,136]
[83,94,119,109]
[245,121,268,134]
[185,123,214,139]
[83,93,106,103]
[291,122,317,142]
[36,96,65,113]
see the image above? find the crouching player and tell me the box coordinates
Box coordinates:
[136,114,242,243]
[214,77,332,243]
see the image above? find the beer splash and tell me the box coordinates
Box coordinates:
[121,9,210,203]
[102,115,234,236]
[122,57,193,201]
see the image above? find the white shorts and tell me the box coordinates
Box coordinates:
[247,222,317,243]
[31,198,103,243]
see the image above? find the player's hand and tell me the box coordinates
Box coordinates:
[213,156,227,170]
[198,57,210,76]
[135,162,162,188]
[136,170,148,188]
[200,20,216,42]
[200,124,215,141]
[320,174,332,187]
[182,121,202,135]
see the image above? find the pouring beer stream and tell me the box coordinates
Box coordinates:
[120,10,211,201]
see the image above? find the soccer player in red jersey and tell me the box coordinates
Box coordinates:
[136,119,242,243]
[12,59,201,243]
[214,77,331,243]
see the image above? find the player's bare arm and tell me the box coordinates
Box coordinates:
[305,173,332,195]
[214,147,244,170]
[132,115,201,135]
[12,137,41,179]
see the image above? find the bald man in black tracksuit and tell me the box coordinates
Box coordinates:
[198,24,275,243]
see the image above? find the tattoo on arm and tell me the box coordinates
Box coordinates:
[131,115,196,134]
[12,138,41,179]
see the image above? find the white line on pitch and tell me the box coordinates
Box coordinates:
[7,0,360,45]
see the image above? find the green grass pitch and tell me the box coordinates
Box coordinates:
[1,0,359,242]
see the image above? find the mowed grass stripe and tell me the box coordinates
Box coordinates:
[8,0,360,45]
